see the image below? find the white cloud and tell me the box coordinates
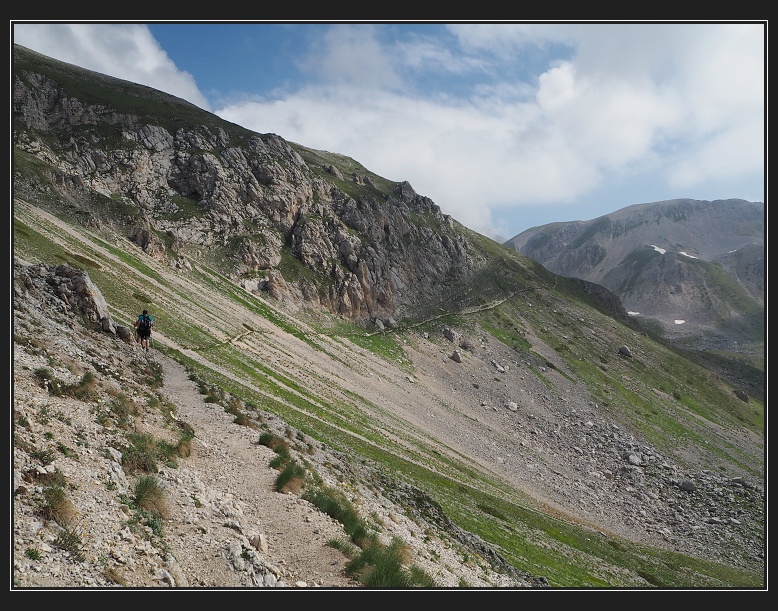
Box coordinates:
[669,118,765,190]
[296,24,404,91]
[13,23,211,111]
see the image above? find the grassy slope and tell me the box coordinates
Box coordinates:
[12,198,764,588]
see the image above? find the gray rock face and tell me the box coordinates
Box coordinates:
[14,260,117,335]
[12,44,482,326]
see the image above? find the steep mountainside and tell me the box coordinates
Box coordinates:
[504,199,765,356]
[12,43,497,328]
[12,44,765,589]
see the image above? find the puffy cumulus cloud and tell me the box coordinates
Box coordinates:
[13,23,211,111]
[447,22,764,194]
[537,62,684,168]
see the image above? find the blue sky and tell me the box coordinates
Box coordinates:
[12,22,766,241]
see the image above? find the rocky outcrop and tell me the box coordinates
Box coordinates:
[13,258,119,335]
[566,277,629,322]
[13,44,483,326]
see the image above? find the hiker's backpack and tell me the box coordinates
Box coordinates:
[138,315,151,332]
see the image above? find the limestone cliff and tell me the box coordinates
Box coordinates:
[13,43,486,326]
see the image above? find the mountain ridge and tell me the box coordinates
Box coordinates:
[503,198,764,357]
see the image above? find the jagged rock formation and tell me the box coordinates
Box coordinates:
[13,44,485,326]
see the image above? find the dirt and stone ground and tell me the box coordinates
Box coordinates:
[11,252,765,590]
[12,268,541,589]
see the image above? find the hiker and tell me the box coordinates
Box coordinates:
[134,309,154,351]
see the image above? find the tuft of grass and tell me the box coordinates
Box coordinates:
[56,442,77,458]
[53,516,88,561]
[174,423,195,458]
[133,474,170,519]
[41,483,77,526]
[32,368,99,401]
[31,447,56,465]
[346,537,435,588]
[260,432,293,470]
[327,537,358,557]
[303,486,372,549]
[274,461,306,494]
[226,399,256,428]
[258,432,288,450]
[102,566,127,585]
[121,426,192,473]
[70,371,99,401]
[121,432,160,474]
[33,368,66,396]
[299,477,437,586]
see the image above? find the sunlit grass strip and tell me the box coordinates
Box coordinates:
[14,211,111,272]
[326,324,409,363]
[221,333,439,446]
[14,217,75,267]
[205,341,357,414]
[188,265,364,367]
[174,347,390,446]
[189,264,320,345]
